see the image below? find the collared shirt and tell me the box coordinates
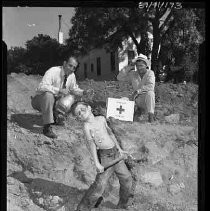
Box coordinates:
[36,66,83,96]
[117,67,155,93]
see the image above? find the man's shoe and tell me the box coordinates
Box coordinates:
[148,113,155,123]
[54,113,65,126]
[43,124,57,139]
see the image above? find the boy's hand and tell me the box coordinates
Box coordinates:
[118,149,129,159]
[96,163,104,173]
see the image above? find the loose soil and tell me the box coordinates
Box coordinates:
[7,73,198,211]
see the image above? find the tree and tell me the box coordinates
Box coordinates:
[159,9,203,82]
[7,47,27,74]
[66,7,178,76]
[66,8,150,56]
[25,34,63,75]
[7,34,72,75]
[67,6,204,81]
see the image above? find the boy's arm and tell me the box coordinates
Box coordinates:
[84,125,104,173]
[103,117,127,154]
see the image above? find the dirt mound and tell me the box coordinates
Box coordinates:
[7,74,198,211]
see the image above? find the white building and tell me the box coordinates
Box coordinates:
[76,32,153,81]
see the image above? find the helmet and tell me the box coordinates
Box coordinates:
[55,94,75,115]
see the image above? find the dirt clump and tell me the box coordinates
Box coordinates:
[7,74,198,211]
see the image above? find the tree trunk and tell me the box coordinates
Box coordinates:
[151,21,161,81]
[138,31,149,56]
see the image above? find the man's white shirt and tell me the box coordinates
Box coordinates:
[36,66,83,96]
[117,67,155,93]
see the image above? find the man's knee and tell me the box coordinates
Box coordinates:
[42,92,55,103]
[146,91,155,98]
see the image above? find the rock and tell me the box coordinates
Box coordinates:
[165,114,180,124]
[179,182,185,189]
[141,171,163,187]
[51,196,63,204]
[145,141,168,165]
[38,198,44,205]
[168,183,182,195]
[177,93,184,97]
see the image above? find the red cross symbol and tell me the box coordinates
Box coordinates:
[116,105,125,114]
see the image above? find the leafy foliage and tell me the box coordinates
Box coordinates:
[7,34,72,75]
[66,7,204,83]
[66,7,149,55]
[7,47,27,74]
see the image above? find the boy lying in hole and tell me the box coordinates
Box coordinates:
[71,101,133,210]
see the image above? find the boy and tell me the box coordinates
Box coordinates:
[72,101,133,210]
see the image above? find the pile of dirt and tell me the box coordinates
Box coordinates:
[7,73,198,211]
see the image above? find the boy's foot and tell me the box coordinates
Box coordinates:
[43,124,57,139]
[94,196,103,208]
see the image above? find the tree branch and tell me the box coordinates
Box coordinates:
[159,9,173,32]
[127,30,139,47]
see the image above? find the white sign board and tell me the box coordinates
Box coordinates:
[106,97,135,122]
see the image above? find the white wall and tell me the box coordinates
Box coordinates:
[77,48,119,81]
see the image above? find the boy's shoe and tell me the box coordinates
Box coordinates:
[43,124,57,139]
[94,196,103,208]
[148,112,155,123]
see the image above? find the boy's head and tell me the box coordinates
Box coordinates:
[71,101,92,121]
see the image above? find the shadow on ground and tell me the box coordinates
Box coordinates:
[9,171,85,211]
[10,113,43,134]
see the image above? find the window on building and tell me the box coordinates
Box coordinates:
[110,52,115,72]
[84,63,87,78]
[91,63,94,72]
[96,57,101,76]
[128,50,135,65]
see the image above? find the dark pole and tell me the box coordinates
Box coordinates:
[58,15,62,41]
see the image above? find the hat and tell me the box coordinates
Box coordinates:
[132,54,150,68]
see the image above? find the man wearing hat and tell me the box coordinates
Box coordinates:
[31,56,94,138]
[117,54,155,122]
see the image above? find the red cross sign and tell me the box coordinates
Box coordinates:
[106,98,135,122]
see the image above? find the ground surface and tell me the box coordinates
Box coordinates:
[7,73,198,211]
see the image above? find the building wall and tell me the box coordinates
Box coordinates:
[76,32,154,80]
[77,48,119,81]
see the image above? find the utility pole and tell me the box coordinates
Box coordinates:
[58,15,63,44]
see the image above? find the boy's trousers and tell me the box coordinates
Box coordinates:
[76,146,133,211]
[135,90,155,114]
[31,91,55,125]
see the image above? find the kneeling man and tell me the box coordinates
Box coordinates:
[117,54,155,122]
[31,56,93,138]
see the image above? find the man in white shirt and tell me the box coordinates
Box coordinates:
[31,56,93,138]
[117,54,155,123]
